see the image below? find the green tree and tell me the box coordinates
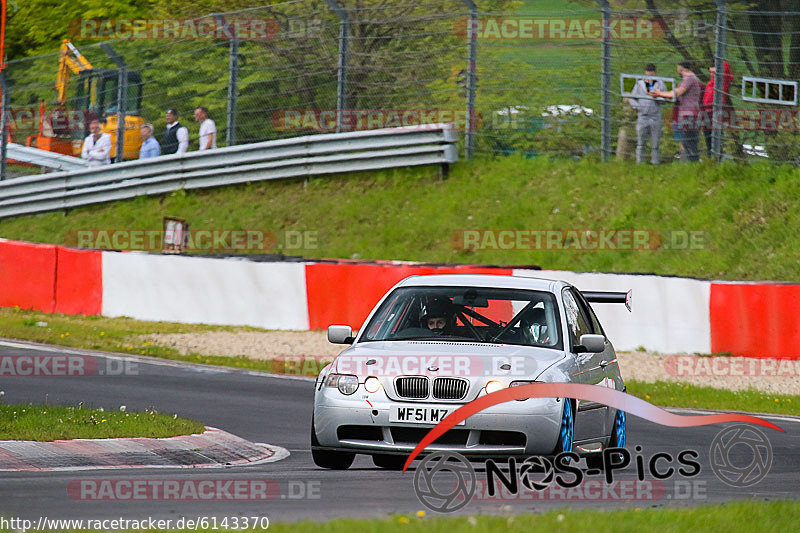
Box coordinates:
[5,0,156,59]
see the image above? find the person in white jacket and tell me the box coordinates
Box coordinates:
[81,119,112,166]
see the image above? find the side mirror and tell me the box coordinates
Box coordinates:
[576,334,606,354]
[328,325,354,344]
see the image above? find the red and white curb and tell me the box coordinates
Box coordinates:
[0,427,289,472]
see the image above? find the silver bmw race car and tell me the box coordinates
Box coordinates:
[312,274,630,470]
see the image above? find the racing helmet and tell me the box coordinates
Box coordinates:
[419,298,454,334]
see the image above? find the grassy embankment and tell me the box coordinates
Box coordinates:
[0,157,797,282]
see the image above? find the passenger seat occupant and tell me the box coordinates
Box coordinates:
[523,307,550,345]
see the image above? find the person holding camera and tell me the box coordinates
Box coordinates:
[650,61,703,162]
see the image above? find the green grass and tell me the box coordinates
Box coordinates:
[0,404,204,441]
[265,502,800,532]
[15,501,792,532]
[0,306,323,375]
[626,380,800,416]
[1,157,799,281]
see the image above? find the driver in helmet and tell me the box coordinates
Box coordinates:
[419,298,454,335]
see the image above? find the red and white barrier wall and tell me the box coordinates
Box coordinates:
[101,252,310,330]
[513,269,712,355]
[0,238,797,358]
[0,239,101,315]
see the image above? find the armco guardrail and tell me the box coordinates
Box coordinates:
[0,125,457,218]
[8,143,90,171]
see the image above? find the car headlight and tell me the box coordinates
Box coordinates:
[484,380,505,395]
[509,380,537,400]
[325,373,359,395]
[364,376,382,393]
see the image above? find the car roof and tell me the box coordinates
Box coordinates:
[396,274,565,292]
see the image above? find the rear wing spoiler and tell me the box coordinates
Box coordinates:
[581,290,632,312]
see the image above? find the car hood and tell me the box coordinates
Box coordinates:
[330,340,565,381]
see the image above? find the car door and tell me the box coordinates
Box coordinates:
[562,287,609,442]
[574,290,620,437]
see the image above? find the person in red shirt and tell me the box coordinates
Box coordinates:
[702,61,733,157]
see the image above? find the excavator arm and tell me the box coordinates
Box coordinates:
[56,39,93,106]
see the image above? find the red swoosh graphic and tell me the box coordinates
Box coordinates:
[402,383,784,472]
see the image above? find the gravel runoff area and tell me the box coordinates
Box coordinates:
[142,331,800,395]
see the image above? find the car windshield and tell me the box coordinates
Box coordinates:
[360,286,563,349]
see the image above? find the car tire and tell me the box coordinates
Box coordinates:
[311,416,355,470]
[586,408,626,470]
[551,399,574,455]
[372,454,406,470]
[610,408,626,449]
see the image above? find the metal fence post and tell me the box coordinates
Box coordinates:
[116,68,127,163]
[461,0,478,159]
[600,0,612,162]
[711,0,727,160]
[326,0,349,133]
[227,37,239,146]
[101,43,127,163]
[213,13,239,147]
[0,73,8,181]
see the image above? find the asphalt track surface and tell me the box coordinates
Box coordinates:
[0,339,798,523]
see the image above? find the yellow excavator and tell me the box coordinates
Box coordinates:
[27,39,145,160]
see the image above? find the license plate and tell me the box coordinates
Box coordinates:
[390,406,465,425]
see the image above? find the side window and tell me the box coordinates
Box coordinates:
[562,288,591,349]
[364,292,403,340]
[575,291,604,336]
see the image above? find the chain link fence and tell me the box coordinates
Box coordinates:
[3,0,800,176]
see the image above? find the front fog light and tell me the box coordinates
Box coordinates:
[325,373,359,395]
[484,380,504,394]
[364,376,382,393]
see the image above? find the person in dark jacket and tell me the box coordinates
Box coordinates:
[162,108,189,155]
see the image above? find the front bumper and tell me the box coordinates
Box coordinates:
[313,387,564,456]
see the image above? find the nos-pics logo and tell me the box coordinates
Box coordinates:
[413,424,773,512]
